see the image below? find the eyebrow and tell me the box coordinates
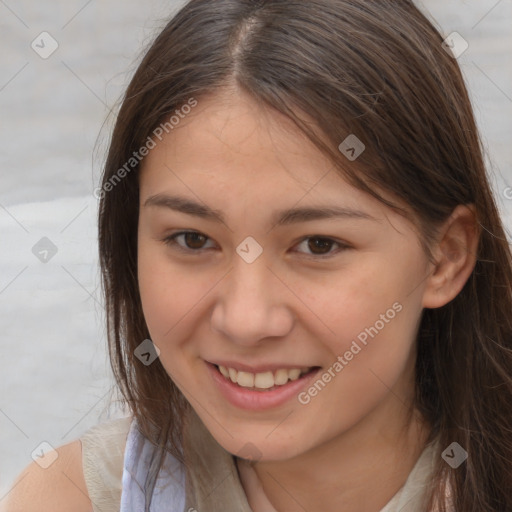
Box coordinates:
[143,193,377,227]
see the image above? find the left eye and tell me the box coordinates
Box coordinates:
[293,236,345,257]
[162,231,346,258]
[163,231,215,251]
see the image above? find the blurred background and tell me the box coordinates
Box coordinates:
[0,0,511,499]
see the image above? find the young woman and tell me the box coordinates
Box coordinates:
[6,1,512,511]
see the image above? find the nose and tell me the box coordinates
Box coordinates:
[210,252,294,346]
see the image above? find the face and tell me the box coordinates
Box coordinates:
[137,88,432,462]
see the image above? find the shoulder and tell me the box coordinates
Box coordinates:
[1,439,93,512]
[2,416,133,512]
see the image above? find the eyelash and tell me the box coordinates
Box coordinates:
[161,230,349,259]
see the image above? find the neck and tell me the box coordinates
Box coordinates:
[239,397,431,512]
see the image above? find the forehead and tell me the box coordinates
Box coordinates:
[137,88,395,224]
[140,89,332,186]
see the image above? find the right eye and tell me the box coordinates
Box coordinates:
[161,230,217,253]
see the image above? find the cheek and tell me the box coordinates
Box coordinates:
[137,241,193,341]
[137,248,197,382]
[302,304,420,435]
[137,240,219,358]
[324,278,422,407]
[293,263,403,346]
[301,261,422,385]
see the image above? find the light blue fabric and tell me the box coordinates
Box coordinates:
[119,418,186,512]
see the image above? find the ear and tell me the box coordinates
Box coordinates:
[422,204,480,309]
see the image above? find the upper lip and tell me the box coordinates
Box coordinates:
[208,360,317,373]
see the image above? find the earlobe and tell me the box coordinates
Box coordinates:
[422,204,480,309]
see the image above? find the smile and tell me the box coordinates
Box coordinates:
[206,361,321,410]
[216,365,314,390]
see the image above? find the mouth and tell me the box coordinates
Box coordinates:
[212,363,320,392]
[206,361,323,410]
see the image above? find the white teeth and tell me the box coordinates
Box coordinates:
[288,369,302,381]
[274,369,289,386]
[217,365,312,390]
[254,371,275,389]
[237,371,254,387]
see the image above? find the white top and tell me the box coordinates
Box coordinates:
[80,416,131,511]
[80,415,450,512]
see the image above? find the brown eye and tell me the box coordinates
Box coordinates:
[294,236,347,258]
[183,232,207,249]
[162,231,215,252]
[307,237,334,255]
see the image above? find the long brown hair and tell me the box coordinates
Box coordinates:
[98,1,512,509]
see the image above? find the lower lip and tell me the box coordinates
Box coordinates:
[206,362,321,411]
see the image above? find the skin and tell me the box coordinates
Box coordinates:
[137,86,479,512]
[1,440,93,512]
